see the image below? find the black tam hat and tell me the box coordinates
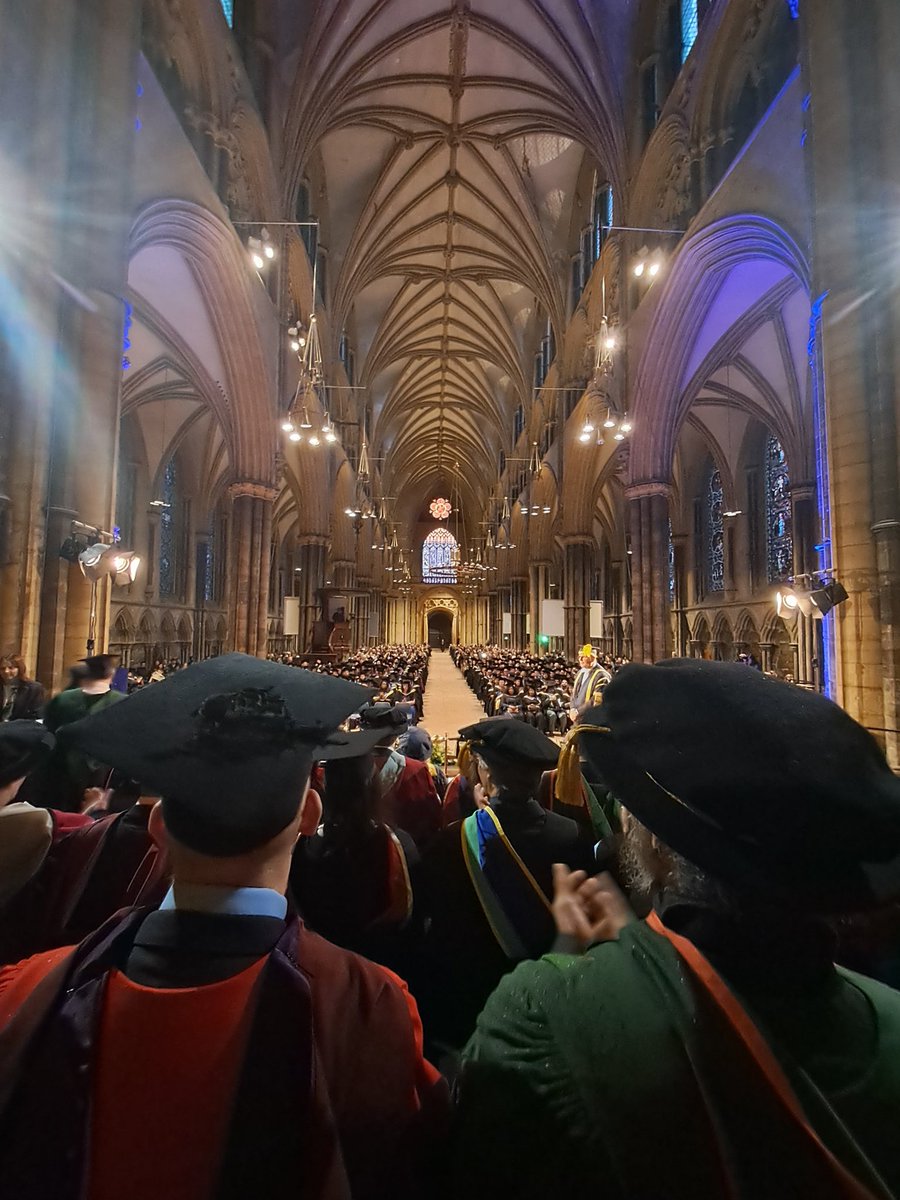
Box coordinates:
[0,721,55,787]
[358,702,410,741]
[458,716,559,772]
[575,659,900,910]
[59,654,374,856]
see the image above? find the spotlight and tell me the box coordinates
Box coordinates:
[251,252,265,270]
[264,243,275,260]
[809,580,849,617]
[288,325,298,337]
[77,543,111,582]
[111,550,141,584]
[604,334,617,351]
[290,340,301,353]
[776,588,813,618]
[648,260,661,278]
[299,336,306,348]
[633,261,645,278]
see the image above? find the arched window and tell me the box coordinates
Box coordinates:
[766,435,793,582]
[706,467,724,593]
[220,0,234,27]
[159,458,178,598]
[422,527,458,584]
[668,518,676,603]
[680,0,711,62]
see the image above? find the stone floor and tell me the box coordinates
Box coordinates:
[420,649,485,755]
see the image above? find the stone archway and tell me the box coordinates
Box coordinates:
[422,595,460,646]
[427,609,453,649]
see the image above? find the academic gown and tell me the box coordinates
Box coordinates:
[382,757,441,850]
[0,906,447,1200]
[33,688,127,810]
[416,796,595,1051]
[457,902,900,1200]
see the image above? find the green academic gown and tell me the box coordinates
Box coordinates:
[38,688,126,810]
[457,919,900,1200]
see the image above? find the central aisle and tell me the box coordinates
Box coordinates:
[420,650,486,742]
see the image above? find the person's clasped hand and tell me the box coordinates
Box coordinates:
[551,863,636,951]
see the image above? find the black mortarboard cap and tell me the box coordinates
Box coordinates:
[60,654,374,856]
[0,721,55,787]
[458,716,559,771]
[358,702,410,739]
[576,659,900,910]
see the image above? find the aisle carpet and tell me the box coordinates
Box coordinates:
[420,650,485,746]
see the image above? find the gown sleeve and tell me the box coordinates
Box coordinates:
[456,955,610,1198]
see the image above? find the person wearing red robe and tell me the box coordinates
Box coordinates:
[360,702,441,849]
[0,656,447,1200]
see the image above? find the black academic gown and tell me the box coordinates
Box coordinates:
[417,796,595,1052]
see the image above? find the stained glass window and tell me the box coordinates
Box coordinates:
[681,0,698,62]
[707,467,724,593]
[220,0,234,26]
[766,435,793,582]
[422,527,457,584]
[159,458,177,597]
[668,518,676,603]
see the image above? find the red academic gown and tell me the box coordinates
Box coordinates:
[383,757,441,849]
[0,912,445,1200]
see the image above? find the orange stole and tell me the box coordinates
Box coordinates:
[89,959,266,1200]
[647,913,888,1200]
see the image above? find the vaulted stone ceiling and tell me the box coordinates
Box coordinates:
[282,0,633,529]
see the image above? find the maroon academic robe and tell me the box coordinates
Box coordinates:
[383,757,441,849]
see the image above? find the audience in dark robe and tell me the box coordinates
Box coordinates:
[2,649,900,1199]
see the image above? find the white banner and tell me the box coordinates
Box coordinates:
[283,596,300,636]
[590,601,605,638]
[541,599,565,637]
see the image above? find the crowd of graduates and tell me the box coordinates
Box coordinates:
[0,644,900,1197]
[452,644,629,733]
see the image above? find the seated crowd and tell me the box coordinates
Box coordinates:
[0,645,899,1197]
[452,643,628,734]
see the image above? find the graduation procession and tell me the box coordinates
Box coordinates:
[4,0,900,1195]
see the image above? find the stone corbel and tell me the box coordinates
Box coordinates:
[228,482,278,503]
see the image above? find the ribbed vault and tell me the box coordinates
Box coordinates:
[281,0,628,529]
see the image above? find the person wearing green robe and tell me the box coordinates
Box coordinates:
[457,660,900,1200]
[39,655,126,810]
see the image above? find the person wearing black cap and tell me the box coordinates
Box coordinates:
[458,660,900,1199]
[0,722,56,907]
[417,717,595,1051]
[0,655,445,1200]
[360,702,441,850]
[290,740,424,981]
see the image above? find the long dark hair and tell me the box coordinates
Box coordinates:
[321,753,385,848]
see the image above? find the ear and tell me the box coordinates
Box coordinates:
[297,784,322,838]
[147,800,168,852]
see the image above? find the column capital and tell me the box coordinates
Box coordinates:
[228,481,278,503]
[296,533,330,548]
[559,534,594,549]
[625,480,672,502]
[790,483,817,502]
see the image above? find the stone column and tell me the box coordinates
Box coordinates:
[529,561,550,653]
[227,483,276,656]
[803,0,900,755]
[626,484,673,663]
[562,538,593,660]
[354,579,371,650]
[295,536,327,654]
[510,577,528,651]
